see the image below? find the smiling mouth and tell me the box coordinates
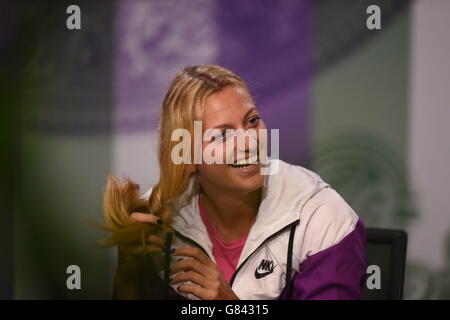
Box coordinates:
[229,162,258,168]
[228,155,259,168]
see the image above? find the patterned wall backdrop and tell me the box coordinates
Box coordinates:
[3,0,449,299]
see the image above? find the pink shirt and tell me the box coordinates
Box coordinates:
[198,195,248,284]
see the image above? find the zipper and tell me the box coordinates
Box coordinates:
[229,219,300,287]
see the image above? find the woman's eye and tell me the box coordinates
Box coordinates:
[248,116,260,125]
[214,131,226,142]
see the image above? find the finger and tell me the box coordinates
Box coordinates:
[170,270,208,288]
[161,208,170,223]
[147,234,165,249]
[171,246,211,266]
[170,257,209,277]
[130,245,163,255]
[130,212,162,225]
[177,284,213,300]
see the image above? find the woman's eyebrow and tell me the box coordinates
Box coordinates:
[212,107,258,129]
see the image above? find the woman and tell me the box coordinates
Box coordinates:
[102,65,366,300]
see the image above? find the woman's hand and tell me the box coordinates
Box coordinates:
[113,211,168,299]
[119,211,167,255]
[170,246,240,300]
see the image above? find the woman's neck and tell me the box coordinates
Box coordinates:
[199,185,261,241]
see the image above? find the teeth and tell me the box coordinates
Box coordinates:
[230,155,259,167]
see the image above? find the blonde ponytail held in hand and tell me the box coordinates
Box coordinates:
[101,65,250,248]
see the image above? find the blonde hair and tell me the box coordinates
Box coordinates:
[101,65,250,247]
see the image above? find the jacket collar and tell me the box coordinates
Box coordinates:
[171,159,329,264]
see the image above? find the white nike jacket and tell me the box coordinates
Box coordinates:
[141,159,366,300]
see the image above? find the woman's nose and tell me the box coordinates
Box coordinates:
[234,129,258,156]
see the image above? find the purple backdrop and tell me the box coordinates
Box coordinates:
[115,0,311,165]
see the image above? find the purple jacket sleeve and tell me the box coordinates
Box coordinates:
[279,219,367,300]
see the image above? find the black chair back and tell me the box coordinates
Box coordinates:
[363,228,408,300]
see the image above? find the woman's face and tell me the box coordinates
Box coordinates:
[197,85,266,194]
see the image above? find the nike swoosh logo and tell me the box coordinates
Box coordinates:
[255,269,274,279]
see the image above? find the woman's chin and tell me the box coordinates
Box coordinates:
[227,164,264,192]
